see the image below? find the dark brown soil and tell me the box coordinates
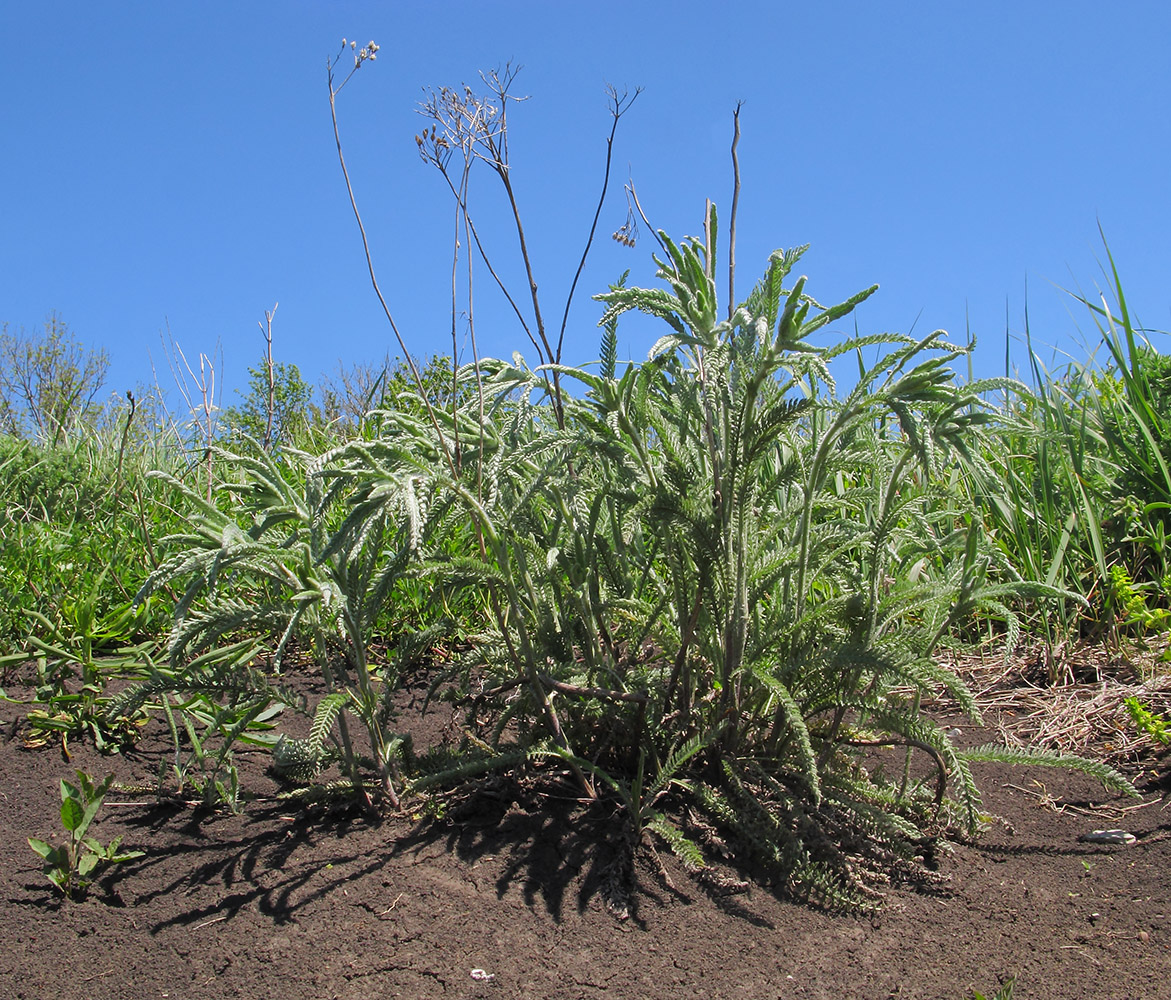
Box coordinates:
[2,667,1170,1000]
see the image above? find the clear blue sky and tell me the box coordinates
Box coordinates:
[3,2,1169,409]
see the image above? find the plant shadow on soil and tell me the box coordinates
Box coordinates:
[3,664,1171,1000]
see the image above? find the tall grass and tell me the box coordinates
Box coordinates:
[962,239,1171,655]
[0,394,182,662]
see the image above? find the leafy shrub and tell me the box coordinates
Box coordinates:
[331,207,1132,906]
[0,314,109,445]
[131,198,1134,908]
[222,357,315,452]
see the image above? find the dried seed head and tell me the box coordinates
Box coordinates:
[612,215,638,248]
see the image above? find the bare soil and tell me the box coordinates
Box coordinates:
[2,664,1169,1000]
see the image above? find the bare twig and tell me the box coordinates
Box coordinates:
[416,92,541,364]
[259,302,277,452]
[461,200,488,497]
[728,101,742,322]
[80,970,114,983]
[417,70,638,430]
[427,166,543,360]
[554,85,642,367]
[327,41,456,476]
[419,66,546,367]
[162,326,221,501]
[417,82,508,475]
[538,675,648,704]
[193,914,228,930]
[482,79,554,364]
[625,179,667,256]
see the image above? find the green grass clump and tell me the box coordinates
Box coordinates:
[960,238,1171,652]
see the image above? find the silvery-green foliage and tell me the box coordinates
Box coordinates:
[135,433,427,805]
[140,208,1135,904]
[375,205,1130,905]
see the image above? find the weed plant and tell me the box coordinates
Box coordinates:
[28,770,144,900]
[7,60,1153,916]
[127,434,440,807]
[971,979,1015,1000]
[298,207,1132,906]
[127,202,1137,906]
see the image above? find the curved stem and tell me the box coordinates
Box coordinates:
[555,87,642,367]
[328,62,456,477]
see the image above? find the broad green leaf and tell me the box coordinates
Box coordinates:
[60,793,84,833]
[111,849,146,863]
[27,838,53,859]
[79,795,105,838]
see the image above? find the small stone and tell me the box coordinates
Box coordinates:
[1077,829,1136,845]
[1139,930,1151,943]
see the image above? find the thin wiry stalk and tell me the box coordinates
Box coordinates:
[727,101,742,323]
[327,44,455,476]
[554,86,642,367]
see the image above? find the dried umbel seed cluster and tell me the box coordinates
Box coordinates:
[341,38,379,68]
[414,83,506,169]
[415,125,451,159]
[612,188,639,247]
[612,215,638,248]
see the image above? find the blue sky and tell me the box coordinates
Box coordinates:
[2,2,1169,410]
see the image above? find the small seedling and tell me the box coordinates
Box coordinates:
[28,770,144,900]
[1125,697,1171,745]
[972,976,1015,1000]
[155,690,269,814]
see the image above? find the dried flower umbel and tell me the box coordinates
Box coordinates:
[341,37,379,68]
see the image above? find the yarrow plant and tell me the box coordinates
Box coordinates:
[115,62,1137,917]
[317,198,1134,908]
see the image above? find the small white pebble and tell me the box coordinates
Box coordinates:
[1078,829,1136,845]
